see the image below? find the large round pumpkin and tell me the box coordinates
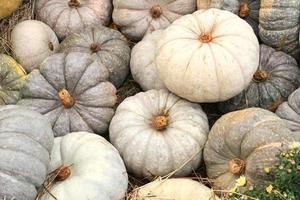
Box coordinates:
[112,0,197,41]
[204,108,297,190]
[11,20,59,72]
[156,8,259,103]
[39,132,128,200]
[109,89,209,179]
[0,105,54,200]
[59,26,130,88]
[219,44,300,113]
[0,0,22,19]
[35,0,112,39]
[18,52,117,137]
[0,54,26,105]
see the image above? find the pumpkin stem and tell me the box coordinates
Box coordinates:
[199,34,212,43]
[152,115,168,131]
[252,70,268,82]
[228,158,246,176]
[68,0,81,7]
[90,43,101,53]
[150,5,162,19]
[239,3,249,18]
[58,89,75,108]
[48,42,54,51]
[55,166,71,182]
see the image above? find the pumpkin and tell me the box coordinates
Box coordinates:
[39,132,128,200]
[18,52,117,137]
[109,89,209,179]
[11,20,59,72]
[259,0,300,61]
[59,26,130,88]
[204,107,297,190]
[219,44,300,113]
[35,0,112,39]
[0,0,22,19]
[156,9,259,103]
[0,54,26,105]
[0,105,54,200]
[130,30,166,91]
[112,0,197,41]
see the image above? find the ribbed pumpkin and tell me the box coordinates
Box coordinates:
[0,0,22,19]
[219,45,300,113]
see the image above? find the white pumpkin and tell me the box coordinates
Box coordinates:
[109,89,209,179]
[156,8,259,103]
[11,20,59,72]
[112,0,197,41]
[40,132,128,200]
[130,30,166,91]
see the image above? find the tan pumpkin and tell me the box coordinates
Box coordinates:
[0,0,22,19]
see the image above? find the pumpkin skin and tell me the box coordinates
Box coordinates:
[0,0,22,19]
[59,26,130,88]
[40,132,128,200]
[109,89,209,179]
[130,30,166,91]
[112,0,197,41]
[35,0,112,39]
[204,108,296,190]
[18,52,117,137]
[0,105,54,200]
[156,9,259,103]
[11,20,59,72]
[0,54,26,105]
[219,45,300,113]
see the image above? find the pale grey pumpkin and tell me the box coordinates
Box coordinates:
[0,105,54,200]
[18,52,117,137]
[59,26,130,88]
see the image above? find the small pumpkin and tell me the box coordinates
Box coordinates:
[59,26,130,88]
[109,89,209,179]
[35,0,112,39]
[11,20,59,72]
[130,30,166,91]
[0,54,26,105]
[156,9,259,103]
[0,105,54,200]
[112,0,197,41]
[18,52,117,137]
[0,0,22,19]
[204,108,296,190]
[219,44,300,113]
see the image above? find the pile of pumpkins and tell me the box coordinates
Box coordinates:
[1,0,300,200]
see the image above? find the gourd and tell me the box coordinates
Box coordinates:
[219,44,300,113]
[18,52,117,137]
[59,26,130,88]
[11,20,59,72]
[0,54,26,105]
[109,89,209,179]
[0,105,54,200]
[39,132,128,200]
[112,0,197,41]
[156,9,259,103]
[130,30,166,91]
[204,108,297,190]
[0,0,22,19]
[35,0,112,39]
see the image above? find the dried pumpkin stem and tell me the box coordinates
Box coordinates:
[252,70,268,82]
[68,0,81,7]
[228,158,246,176]
[58,89,75,108]
[54,166,71,182]
[90,43,101,53]
[199,34,212,43]
[48,42,54,51]
[150,5,162,19]
[239,3,249,18]
[152,115,168,131]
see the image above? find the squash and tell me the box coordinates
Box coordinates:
[11,20,59,72]
[18,52,117,137]
[131,178,220,200]
[35,0,112,39]
[112,0,197,41]
[0,54,26,105]
[39,132,128,200]
[59,26,130,88]
[109,89,209,179]
[204,107,297,190]
[130,30,166,91]
[0,0,22,19]
[156,9,259,103]
[219,44,300,113]
[0,105,54,200]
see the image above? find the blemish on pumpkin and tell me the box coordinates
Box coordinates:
[228,158,246,176]
[58,89,75,108]
[68,0,81,7]
[90,43,101,53]
[54,165,71,181]
[199,34,212,43]
[239,3,249,18]
[48,42,54,51]
[252,70,268,82]
[152,115,168,131]
[150,5,162,19]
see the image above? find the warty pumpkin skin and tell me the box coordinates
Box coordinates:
[109,89,209,179]
[0,105,54,200]
[0,54,26,105]
[219,44,300,113]
[112,0,197,41]
[35,0,112,39]
[0,0,22,19]
[18,52,117,137]
[204,108,297,190]
[59,26,130,88]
